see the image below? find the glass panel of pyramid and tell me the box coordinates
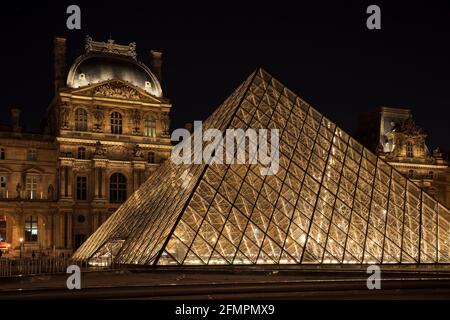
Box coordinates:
[72,68,450,265]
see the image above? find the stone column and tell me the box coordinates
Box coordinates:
[94,167,100,198]
[133,169,139,192]
[67,169,74,198]
[66,212,73,250]
[92,211,99,233]
[101,167,107,199]
[60,166,66,197]
[132,161,146,191]
[59,213,65,249]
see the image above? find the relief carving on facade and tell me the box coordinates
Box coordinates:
[161,112,170,136]
[131,144,144,159]
[395,117,426,136]
[94,81,142,100]
[384,117,434,163]
[60,104,70,129]
[15,183,22,199]
[108,145,129,159]
[94,141,107,157]
[132,109,142,134]
[60,150,73,158]
[48,184,55,200]
[92,106,104,132]
[85,35,137,60]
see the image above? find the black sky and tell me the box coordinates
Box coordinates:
[0,1,449,149]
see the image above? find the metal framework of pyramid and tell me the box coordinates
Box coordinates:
[73,69,450,265]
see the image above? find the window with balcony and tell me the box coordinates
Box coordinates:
[144,114,156,138]
[111,112,123,134]
[26,176,38,199]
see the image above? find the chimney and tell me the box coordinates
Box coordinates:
[10,108,21,132]
[150,50,163,83]
[54,37,67,93]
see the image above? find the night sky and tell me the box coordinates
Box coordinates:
[1,1,449,150]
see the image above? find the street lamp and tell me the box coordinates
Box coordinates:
[19,237,23,259]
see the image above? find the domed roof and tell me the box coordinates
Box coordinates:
[67,38,162,97]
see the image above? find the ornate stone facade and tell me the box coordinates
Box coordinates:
[356,107,450,208]
[0,37,171,257]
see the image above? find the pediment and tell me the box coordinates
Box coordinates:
[68,80,165,103]
[23,166,45,174]
[0,166,12,174]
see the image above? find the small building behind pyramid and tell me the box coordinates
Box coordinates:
[72,69,450,266]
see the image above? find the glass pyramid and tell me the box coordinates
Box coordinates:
[73,69,450,265]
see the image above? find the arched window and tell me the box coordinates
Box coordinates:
[110,173,127,203]
[144,114,156,137]
[77,147,86,160]
[406,141,413,157]
[75,108,88,131]
[111,112,123,134]
[25,215,38,242]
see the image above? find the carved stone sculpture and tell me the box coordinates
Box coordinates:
[161,112,170,135]
[94,81,141,100]
[93,106,104,131]
[60,104,70,129]
[132,109,142,134]
[132,144,144,159]
[16,183,22,199]
[94,141,107,157]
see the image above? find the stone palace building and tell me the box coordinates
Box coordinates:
[0,36,172,256]
[0,37,449,259]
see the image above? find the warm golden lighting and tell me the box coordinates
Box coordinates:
[74,69,450,266]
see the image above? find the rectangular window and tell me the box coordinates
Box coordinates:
[27,149,37,161]
[0,217,6,242]
[0,176,7,198]
[76,176,87,200]
[111,112,123,134]
[0,148,5,160]
[77,147,86,160]
[25,215,38,242]
[148,152,155,163]
[144,117,156,138]
[0,176,6,188]
[26,176,38,199]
